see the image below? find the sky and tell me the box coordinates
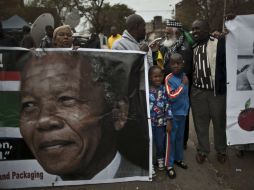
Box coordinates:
[105,0,182,22]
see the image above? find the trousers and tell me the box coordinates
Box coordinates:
[166,115,186,167]
[152,125,166,159]
[190,86,227,155]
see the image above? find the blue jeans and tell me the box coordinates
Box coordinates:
[167,115,186,167]
[152,125,166,159]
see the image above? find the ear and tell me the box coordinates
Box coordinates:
[112,98,129,131]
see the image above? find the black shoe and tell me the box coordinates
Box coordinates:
[217,153,227,164]
[174,160,188,169]
[196,153,206,164]
[166,167,176,179]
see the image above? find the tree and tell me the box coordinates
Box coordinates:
[26,0,74,17]
[175,0,200,30]
[97,3,135,36]
[26,0,135,34]
[175,0,254,32]
[73,0,105,33]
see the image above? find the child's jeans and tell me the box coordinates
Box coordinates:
[166,115,186,167]
[152,125,166,159]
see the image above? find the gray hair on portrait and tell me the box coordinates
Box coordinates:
[86,55,129,106]
[21,51,122,108]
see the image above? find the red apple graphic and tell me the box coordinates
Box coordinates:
[238,98,254,131]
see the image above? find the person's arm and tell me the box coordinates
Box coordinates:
[165,74,188,101]
[215,36,227,94]
[40,38,46,48]
[111,39,125,50]
[164,87,173,133]
[146,47,153,67]
[166,119,173,133]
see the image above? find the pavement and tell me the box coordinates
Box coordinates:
[23,112,254,190]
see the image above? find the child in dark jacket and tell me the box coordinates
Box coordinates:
[149,65,173,177]
[165,53,189,179]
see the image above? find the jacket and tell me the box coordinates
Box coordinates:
[112,30,153,91]
[193,36,226,95]
[165,73,189,116]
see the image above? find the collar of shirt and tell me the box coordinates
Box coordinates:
[122,30,139,45]
[92,151,121,180]
[55,151,121,181]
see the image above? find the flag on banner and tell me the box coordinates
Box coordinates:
[0,49,28,129]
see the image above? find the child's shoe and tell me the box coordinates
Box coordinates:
[157,158,165,170]
[217,153,227,164]
[196,153,206,164]
[166,167,176,179]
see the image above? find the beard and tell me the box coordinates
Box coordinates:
[162,38,177,48]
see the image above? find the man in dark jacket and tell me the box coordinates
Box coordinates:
[191,19,227,164]
[20,25,36,48]
[40,25,54,48]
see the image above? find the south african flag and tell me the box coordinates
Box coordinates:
[0,48,33,160]
[0,48,28,128]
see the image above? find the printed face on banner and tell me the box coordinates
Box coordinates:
[236,58,254,91]
[0,49,150,188]
[19,53,118,179]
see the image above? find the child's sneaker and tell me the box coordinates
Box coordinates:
[157,158,165,170]
[152,165,156,177]
[166,167,176,179]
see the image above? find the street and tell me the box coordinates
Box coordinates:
[23,112,254,190]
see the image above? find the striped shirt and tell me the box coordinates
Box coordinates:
[193,44,213,90]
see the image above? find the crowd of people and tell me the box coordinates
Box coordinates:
[1,13,231,180]
[148,17,228,178]
[0,20,123,49]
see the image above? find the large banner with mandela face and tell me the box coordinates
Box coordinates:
[0,48,151,188]
[225,15,254,145]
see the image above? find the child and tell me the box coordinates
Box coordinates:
[149,65,173,177]
[165,53,189,179]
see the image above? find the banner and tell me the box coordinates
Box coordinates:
[226,15,254,145]
[0,48,151,188]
